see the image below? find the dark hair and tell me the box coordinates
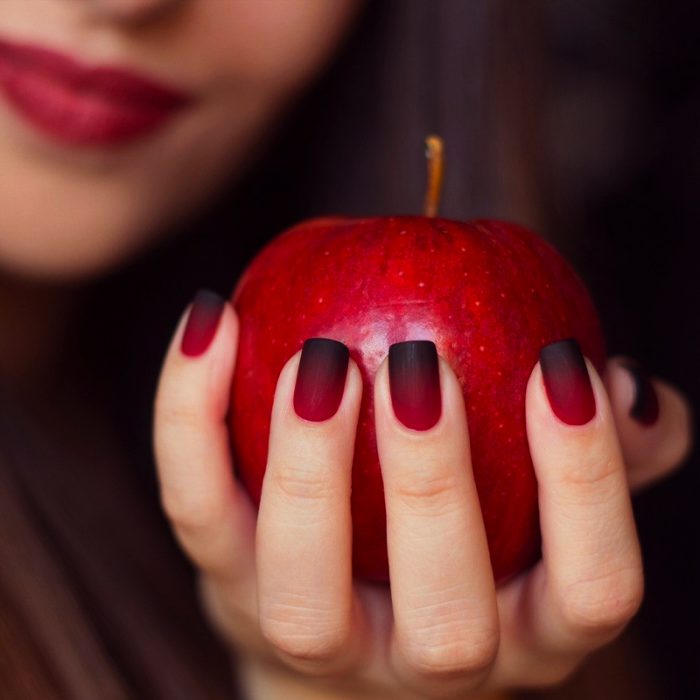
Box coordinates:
[1,0,698,697]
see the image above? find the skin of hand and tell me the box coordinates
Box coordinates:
[154,297,692,700]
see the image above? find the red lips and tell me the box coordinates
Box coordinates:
[0,37,192,146]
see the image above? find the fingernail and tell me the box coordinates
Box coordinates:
[389,340,442,430]
[540,339,596,426]
[180,290,225,357]
[623,362,660,426]
[293,338,349,422]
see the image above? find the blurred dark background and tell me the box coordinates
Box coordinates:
[83,1,699,696]
[543,2,700,696]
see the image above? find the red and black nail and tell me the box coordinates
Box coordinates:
[389,340,442,431]
[540,338,596,426]
[181,290,225,357]
[623,362,660,426]
[293,338,349,422]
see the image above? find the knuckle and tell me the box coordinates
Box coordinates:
[555,453,622,505]
[270,463,334,503]
[261,597,349,663]
[267,630,347,665]
[392,468,462,516]
[552,457,626,508]
[402,635,497,681]
[400,609,499,680]
[559,565,644,636]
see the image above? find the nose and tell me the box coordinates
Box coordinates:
[89,0,185,23]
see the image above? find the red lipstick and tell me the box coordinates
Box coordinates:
[0,37,192,146]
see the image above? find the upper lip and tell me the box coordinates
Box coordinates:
[0,36,192,110]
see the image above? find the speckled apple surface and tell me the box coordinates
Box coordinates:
[231,217,606,583]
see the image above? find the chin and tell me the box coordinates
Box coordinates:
[0,155,197,281]
[0,199,167,282]
[0,233,146,282]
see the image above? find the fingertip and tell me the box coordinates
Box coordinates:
[271,349,302,418]
[656,379,694,469]
[375,347,465,439]
[344,356,364,415]
[586,358,616,421]
[605,357,636,415]
[606,358,693,487]
[527,349,613,434]
[372,354,392,428]
[525,360,546,420]
[273,340,361,428]
[156,292,239,432]
[205,303,239,415]
[525,360,573,436]
[606,358,660,427]
[526,353,624,498]
[180,290,226,357]
[436,356,470,429]
[165,291,238,363]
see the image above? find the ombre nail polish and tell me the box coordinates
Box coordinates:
[180,290,225,357]
[388,340,442,430]
[293,338,349,422]
[623,362,660,426]
[540,339,596,426]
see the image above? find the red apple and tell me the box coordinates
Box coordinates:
[231,214,605,582]
[230,139,605,582]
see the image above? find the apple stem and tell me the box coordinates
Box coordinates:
[423,135,444,217]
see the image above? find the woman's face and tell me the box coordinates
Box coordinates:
[0,0,361,278]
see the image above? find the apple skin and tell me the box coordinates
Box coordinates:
[231,216,606,583]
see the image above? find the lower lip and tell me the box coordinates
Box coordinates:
[0,39,191,147]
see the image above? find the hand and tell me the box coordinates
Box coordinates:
[154,293,691,699]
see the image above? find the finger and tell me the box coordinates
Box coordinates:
[257,339,364,674]
[154,290,256,592]
[375,341,499,695]
[494,340,644,687]
[605,357,692,490]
